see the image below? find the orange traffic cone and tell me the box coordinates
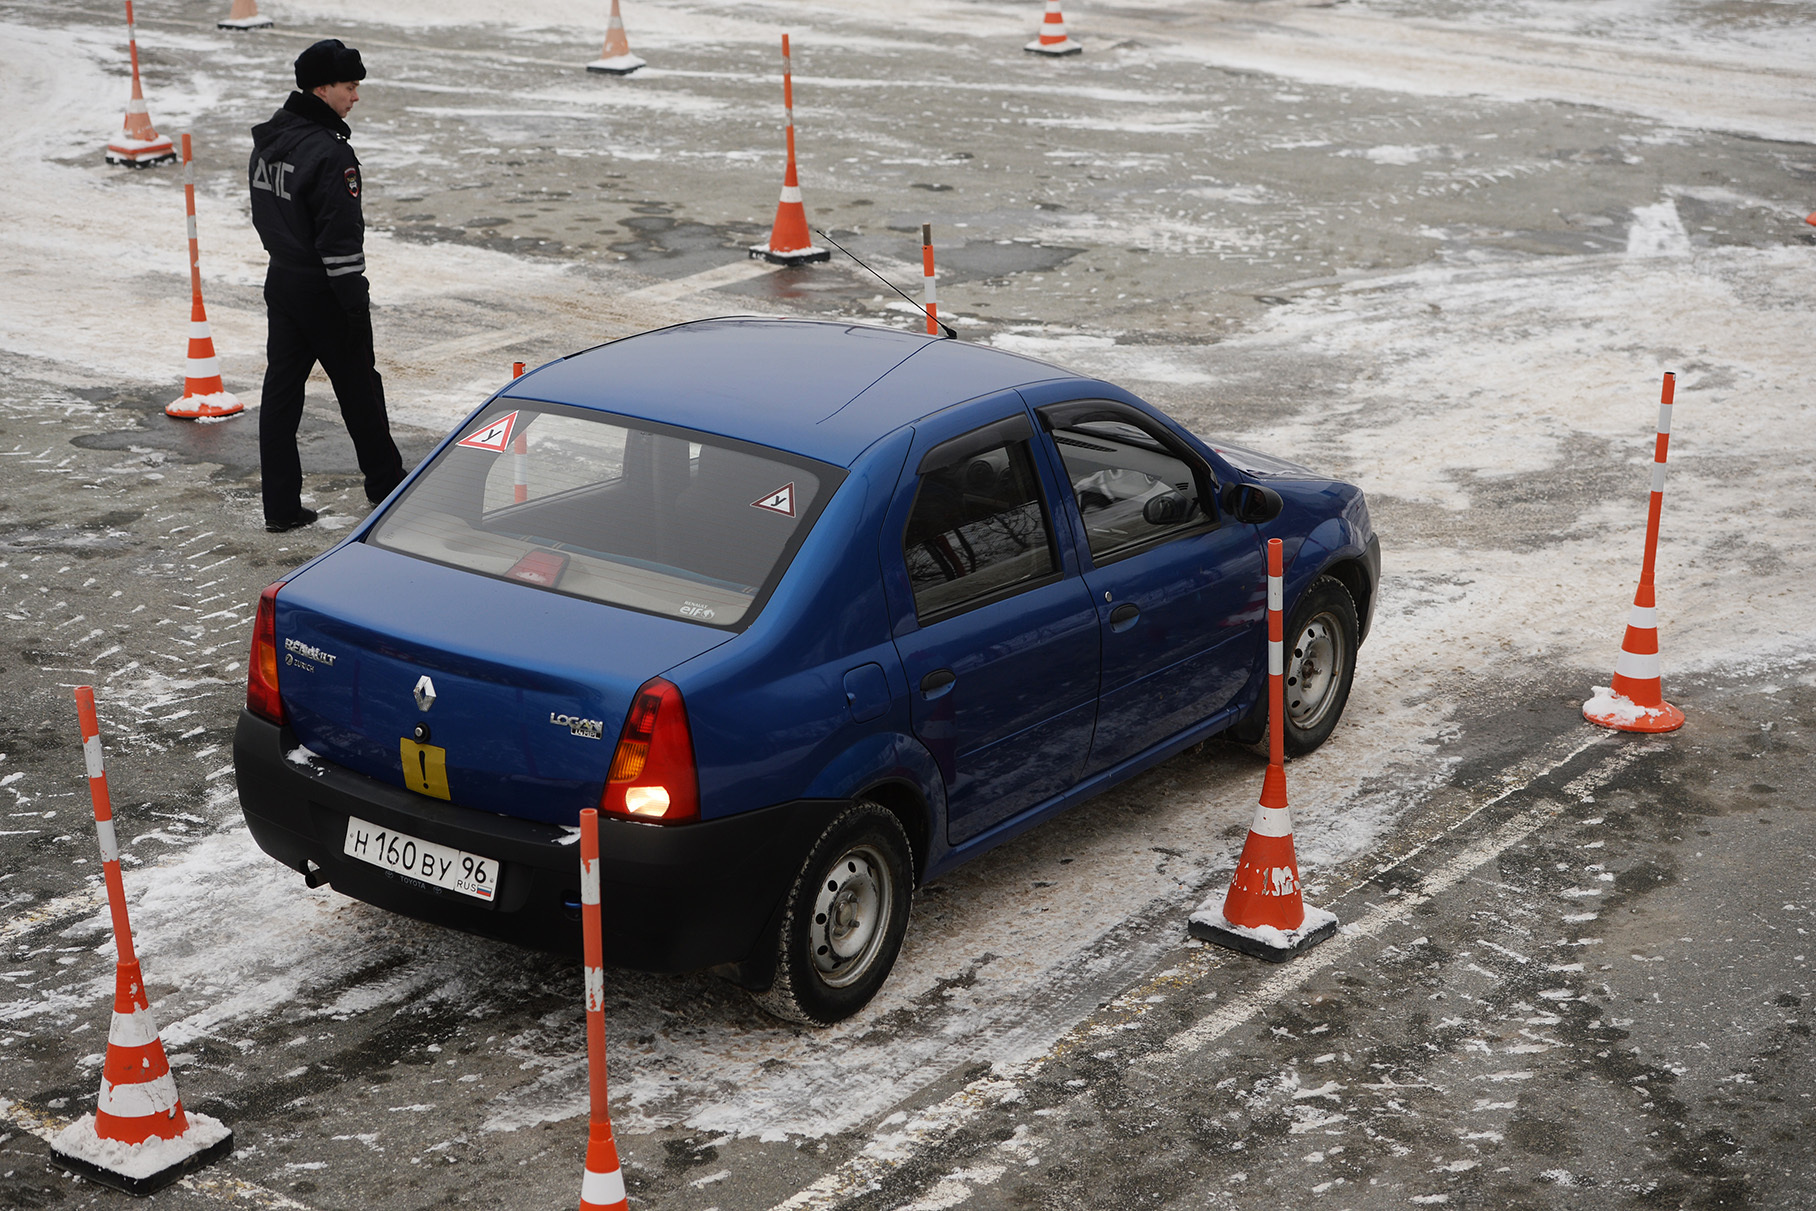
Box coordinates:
[576,809,631,1211]
[750,35,828,265]
[105,2,177,167]
[1025,0,1082,56]
[217,0,273,30]
[1584,372,1685,733]
[586,0,646,74]
[1189,539,1339,961]
[48,688,232,1195]
[167,136,244,420]
[1806,212,1816,227]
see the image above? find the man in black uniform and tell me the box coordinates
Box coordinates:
[249,39,405,533]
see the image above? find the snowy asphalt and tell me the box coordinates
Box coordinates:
[3,1,1816,1208]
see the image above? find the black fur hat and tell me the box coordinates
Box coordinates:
[295,39,366,91]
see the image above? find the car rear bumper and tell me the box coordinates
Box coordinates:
[232,710,843,973]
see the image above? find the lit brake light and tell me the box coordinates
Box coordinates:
[600,678,698,823]
[246,581,286,724]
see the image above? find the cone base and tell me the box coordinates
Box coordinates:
[1189,903,1338,962]
[1582,686,1685,734]
[1025,38,1083,55]
[167,391,245,420]
[586,54,646,75]
[49,1113,232,1196]
[749,244,831,265]
[218,16,275,29]
[105,138,177,167]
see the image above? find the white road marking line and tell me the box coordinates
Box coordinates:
[767,731,1623,1211]
[623,258,784,304]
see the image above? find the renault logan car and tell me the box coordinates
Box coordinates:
[234,317,1380,1024]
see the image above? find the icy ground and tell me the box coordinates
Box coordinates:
[2,0,1815,1206]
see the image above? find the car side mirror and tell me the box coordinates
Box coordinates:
[1220,482,1283,525]
[1142,492,1188,526]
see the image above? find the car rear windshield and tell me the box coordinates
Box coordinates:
[368,402,833,629]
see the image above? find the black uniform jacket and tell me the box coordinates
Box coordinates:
[249,91,369,312]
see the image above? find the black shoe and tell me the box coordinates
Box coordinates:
[265,507,319,534]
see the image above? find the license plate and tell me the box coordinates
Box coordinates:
[342,816,499,903]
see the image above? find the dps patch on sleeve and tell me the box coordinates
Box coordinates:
[344,166,360,197]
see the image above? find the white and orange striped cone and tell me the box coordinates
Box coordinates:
[750,35,829,265]
[1189,539,1339,961]
[167,136,244,420]
[48,688,232,1196]
[106,2,177,167]
[586,0,646,74]
[1025,0,1082,56]
[1584,372,1686,733]
[217,0,273,30]
[576,809,631,1211]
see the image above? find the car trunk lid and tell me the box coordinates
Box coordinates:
[271,542,732,824]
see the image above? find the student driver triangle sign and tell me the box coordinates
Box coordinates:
[751,482,796,518]
[456,411,519,453]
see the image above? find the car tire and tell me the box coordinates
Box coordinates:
[1279,575,1359,756]
[750,801,914,1026]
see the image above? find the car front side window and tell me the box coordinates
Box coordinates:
[1045,416,1211,561]
[902,437,1058,620]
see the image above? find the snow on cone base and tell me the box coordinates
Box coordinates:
[1190,902,1339,962]
[105,137,176,167]
[50,1114,232,1196]
[1583,684,1684,733]
[166,391,243,419]
[586,54,646,75]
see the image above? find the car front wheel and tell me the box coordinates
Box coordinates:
[1279,575,1359,756]
[751,801,913,1026]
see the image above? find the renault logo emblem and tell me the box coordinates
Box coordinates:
[413,675,437,712]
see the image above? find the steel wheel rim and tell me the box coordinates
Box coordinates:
[1286,612,1344,731]
[809,843,892,989]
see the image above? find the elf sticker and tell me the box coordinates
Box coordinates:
[750,482,796,518]
[344,166,360,197]
[456,411,519,453]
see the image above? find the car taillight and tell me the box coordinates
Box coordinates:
[601,677,698,824]
[246,581,286,725]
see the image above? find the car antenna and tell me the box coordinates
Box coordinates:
[814,227,958,340]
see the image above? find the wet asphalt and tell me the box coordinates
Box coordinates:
[3,1,1815,1209]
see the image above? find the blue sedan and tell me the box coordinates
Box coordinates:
[233,317,1380,1024]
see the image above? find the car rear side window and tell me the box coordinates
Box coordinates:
[1046,418,1210,561]
[903,439,1057,620]
[368,403,831,629]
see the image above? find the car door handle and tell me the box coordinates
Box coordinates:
[1108,602,1140,632]
[919,669,956,700]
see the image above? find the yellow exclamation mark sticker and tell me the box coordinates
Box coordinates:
[399,737,451,800]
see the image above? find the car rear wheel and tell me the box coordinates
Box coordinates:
[751,801,913,1026]
[1280,576,1358,756]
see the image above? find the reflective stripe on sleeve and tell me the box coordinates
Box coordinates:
[581,856,600,905]
[778,185,803,204]
[94,816,120,863]
[98,1072,181,1118]
[1650,464,1666,493]
[1626,604,1658,629]
[324,264,365,277]
[1247,802,1295,838]
[84,735,104,779]
[1268,638,1282,677]
[585,965,605,1013]
[1268,578,1282,613]
[1615,649,1661,680]
[581,1166,626,1206]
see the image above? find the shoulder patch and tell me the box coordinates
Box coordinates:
[344,166,360,198]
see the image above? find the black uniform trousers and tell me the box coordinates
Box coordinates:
[259,266,406,523]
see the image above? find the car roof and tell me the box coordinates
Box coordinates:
[502,317,1077,466]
